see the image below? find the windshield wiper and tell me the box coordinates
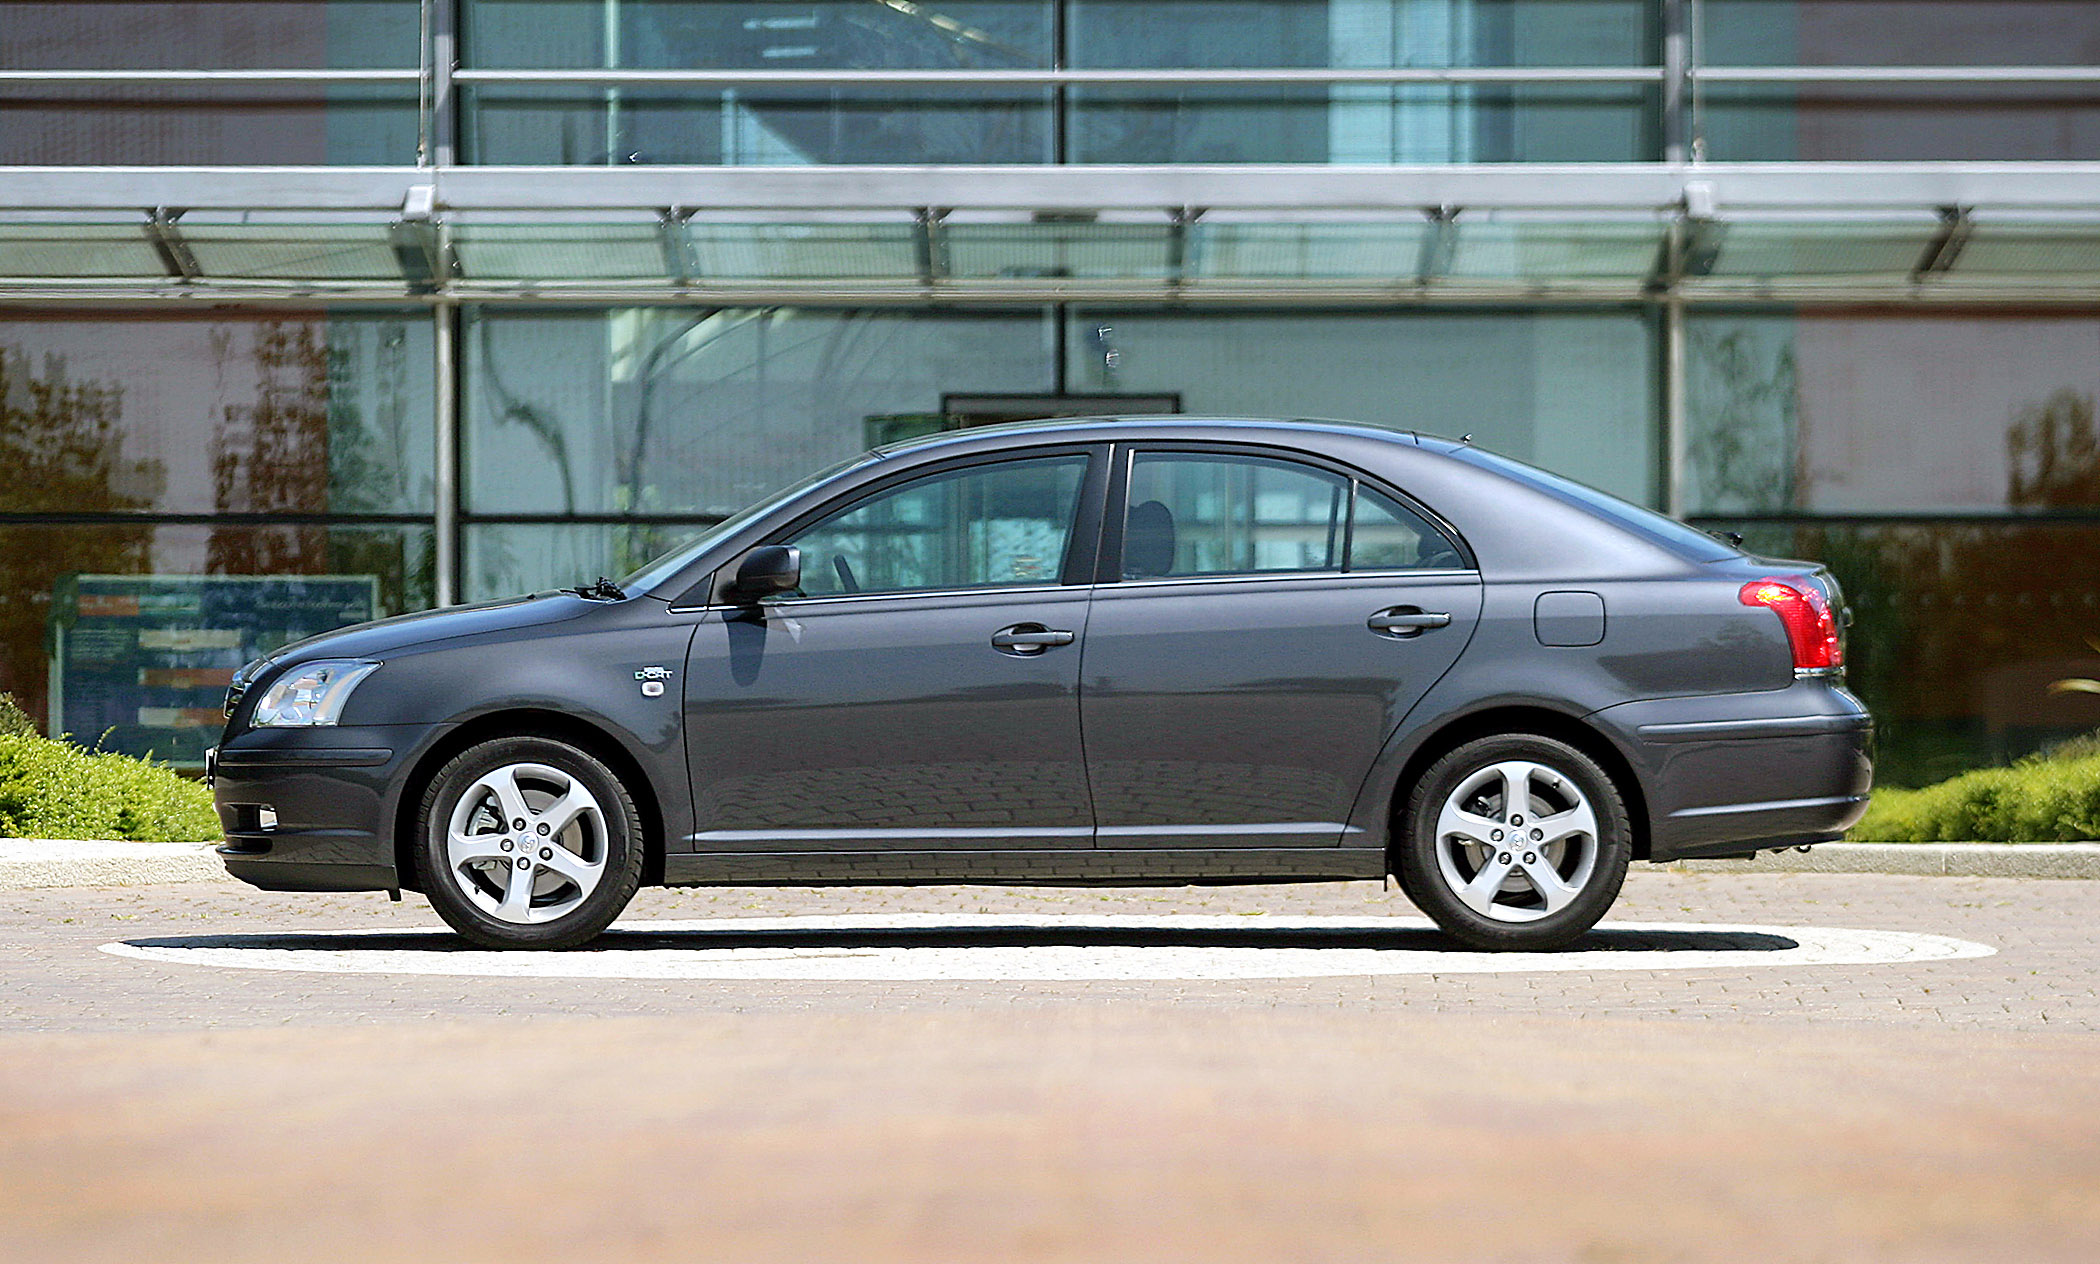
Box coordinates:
[573,576,627,601]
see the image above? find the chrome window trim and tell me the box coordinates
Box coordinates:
[1100,567,1479,592]
[669,581,1084,615]
[670,567,1480,612]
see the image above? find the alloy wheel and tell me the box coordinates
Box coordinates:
[442,761,609,925]
[1430,758,1601,924]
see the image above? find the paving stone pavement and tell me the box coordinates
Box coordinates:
[1,870,2095,1263]
[0,868,2092,1034]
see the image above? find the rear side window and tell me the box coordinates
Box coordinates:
[788,455,1089,597]
[1351,486,1466,570]
[1121,451,1466,579]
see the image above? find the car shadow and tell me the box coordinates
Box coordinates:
[119,923,1801,955]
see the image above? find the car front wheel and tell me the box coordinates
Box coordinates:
[416,736,645,950]
[1398,734,1631,951]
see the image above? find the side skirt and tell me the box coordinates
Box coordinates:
[662,848,1389,888]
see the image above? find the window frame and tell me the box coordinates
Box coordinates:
[1097,441,1475,585]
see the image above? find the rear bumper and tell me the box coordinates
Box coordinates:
[212,725,440,892]
[1591,685,1874,862]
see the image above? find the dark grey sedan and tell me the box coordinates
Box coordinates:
[212,418,1871,951]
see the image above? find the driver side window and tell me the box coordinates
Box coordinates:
[786,455,1089,597]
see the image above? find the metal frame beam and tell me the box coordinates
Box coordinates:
[12,164,2100,215]
[141,208,199,282]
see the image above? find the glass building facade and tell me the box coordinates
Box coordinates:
[4,0,2100,785]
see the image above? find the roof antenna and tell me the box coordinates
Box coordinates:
[1459,433,1474,445]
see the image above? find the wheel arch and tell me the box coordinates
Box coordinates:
[392,709,668,893]
[1385,705,1651,868]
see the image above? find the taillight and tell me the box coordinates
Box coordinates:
[1739,578,1843,672]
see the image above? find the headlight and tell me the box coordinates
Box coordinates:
[250,660,382,727]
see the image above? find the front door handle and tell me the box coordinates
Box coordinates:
[992,623,1076,654]
[1368,607,1452,637]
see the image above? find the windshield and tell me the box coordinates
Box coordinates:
[617,453,879,595]
[1451,446,1740,564]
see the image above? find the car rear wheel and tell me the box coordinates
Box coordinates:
[416,736,645,950]
[1398,734,1631,951]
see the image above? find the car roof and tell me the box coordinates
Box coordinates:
[871,415,1452,458]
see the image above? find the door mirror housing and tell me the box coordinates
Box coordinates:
[724,545,802,604]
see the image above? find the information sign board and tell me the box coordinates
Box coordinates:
[49,574,379,767]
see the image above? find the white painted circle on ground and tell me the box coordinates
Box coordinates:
[102,915,1995,981]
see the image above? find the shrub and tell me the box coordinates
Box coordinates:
[1851,752,2100,842]
[0,692,35,739]
[0,730,220,843]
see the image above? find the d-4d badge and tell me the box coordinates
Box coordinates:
[634,665,675,697]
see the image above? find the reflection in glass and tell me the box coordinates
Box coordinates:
[1700,84,2100,164]
[464,308,1053,517]
[466,521,718,603]
[1067,0,1654,164]
[465,0,1051,164]
[1071,308,1659,506]
[1686,313,2100,514]
[0,313,435,516]
[1700,520,2100,787]
[0,1,421,164]
[1698,0,2100,162]
[0,524,433,756]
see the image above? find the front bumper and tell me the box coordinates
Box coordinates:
[1592,684,1874,862]
[212,725,440,892]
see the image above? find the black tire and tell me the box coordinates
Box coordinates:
[1396,734,1631,951]
[415,735,645,950]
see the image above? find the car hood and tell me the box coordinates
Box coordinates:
[265,591,608,667]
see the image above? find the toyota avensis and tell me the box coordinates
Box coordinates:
[211,418,1871,951]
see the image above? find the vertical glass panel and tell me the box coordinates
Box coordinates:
[1068,0,1656,164]
[789,455,1088,595]
[0,311,435,515]
[0,523,433,757]
[0,85,420,165]
[464,0,1052,164]
[1697,521,2100,786]
[1703,0,2100,67]
[1685,312,2100,514]
[1125,453,1348,577]
[1699,1,2100,161]
[468,84,1053,164]
[464,307,1055,517]
[0,1,421,164]
[1071,309,1659,506]
[465,521,710,603]
[1700,84,2100,163]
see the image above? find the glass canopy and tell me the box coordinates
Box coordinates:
[4,214,2100,296]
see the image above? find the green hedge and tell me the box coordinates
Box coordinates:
[1851,750,2100,843]
[0,730,220,843]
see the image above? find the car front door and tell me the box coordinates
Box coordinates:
[1080,445,1483,849]
[682,447,1102,852]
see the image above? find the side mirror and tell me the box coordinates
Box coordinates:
[724,545,801,604]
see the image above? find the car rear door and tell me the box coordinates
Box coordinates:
[1079,444,1482,849]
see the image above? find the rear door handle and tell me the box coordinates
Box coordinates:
[992,623,1076,653]
[1368,607,1452,637]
